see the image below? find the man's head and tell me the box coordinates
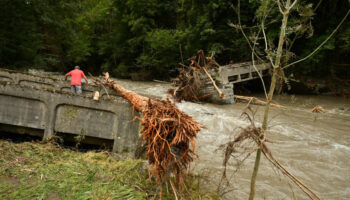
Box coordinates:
[75,66,80,70]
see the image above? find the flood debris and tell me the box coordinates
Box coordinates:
[311,105,328,113]
[169,50,286,108]
[100,72,201,196]
[234,95,284,108]
[219,107,322,200]
[168,50,222,102]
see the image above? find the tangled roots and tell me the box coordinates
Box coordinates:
[136,98,201,186]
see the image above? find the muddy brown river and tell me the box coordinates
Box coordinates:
[117,79,350,199]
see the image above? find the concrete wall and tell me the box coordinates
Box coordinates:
[0,69,140,154]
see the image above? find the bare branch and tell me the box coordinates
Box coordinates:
[277,0,284,14]
[261,21,277,68]
[288,0,298,10]
[251,28,268,99]
[233,0,272,99]
[232,1,268,65]
[314,0,323,11]
[261,21,268,51]
[284,9,350,69]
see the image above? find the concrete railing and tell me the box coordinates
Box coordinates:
[219,62,271,84]
[0,69,140,155]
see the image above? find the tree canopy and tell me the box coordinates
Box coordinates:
[0,0,349,80]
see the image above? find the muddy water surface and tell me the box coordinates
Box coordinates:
[119,79,350,199]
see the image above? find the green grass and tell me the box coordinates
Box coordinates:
[0,139,220,200]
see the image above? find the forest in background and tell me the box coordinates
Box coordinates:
[0,0,349,80]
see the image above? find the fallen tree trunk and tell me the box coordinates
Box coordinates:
[234,95,284,108]
[102,73,201,192]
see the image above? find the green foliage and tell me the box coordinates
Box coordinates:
[0,0,44,69]
[0,0,349,79]
[289,0,350,77]
[138,29,182,78]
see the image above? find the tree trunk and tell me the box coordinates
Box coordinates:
[249,0,292,199]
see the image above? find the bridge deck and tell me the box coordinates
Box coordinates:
[219,62,271,84]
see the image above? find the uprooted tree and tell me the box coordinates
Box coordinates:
[98,72,201,197]
[168,49,222,102]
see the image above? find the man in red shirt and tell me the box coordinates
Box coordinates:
[64,66,88,94]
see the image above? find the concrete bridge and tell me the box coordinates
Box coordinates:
[0,69,140,155]
[0,62,270,152]
[203,62,271,104]
[218,61,270,85]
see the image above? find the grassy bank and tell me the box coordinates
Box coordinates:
[0,139,218,200]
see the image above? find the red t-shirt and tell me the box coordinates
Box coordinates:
[66,69,85,86]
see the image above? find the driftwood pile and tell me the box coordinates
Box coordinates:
[168,50,222,102]
[101,73,201,195]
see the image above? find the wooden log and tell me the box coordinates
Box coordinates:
[93,91,99,101]
[234,95,284,108]
[103,72,150,112]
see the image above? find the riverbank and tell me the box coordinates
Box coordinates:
[0,139,219,200]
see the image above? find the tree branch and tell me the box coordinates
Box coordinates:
[283,9,350,69]
[277,0,284,14]
[262,21,268,51]
[251,28,268,99]
[289,0,298,10]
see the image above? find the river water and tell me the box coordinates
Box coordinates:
[117,79,350,199]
